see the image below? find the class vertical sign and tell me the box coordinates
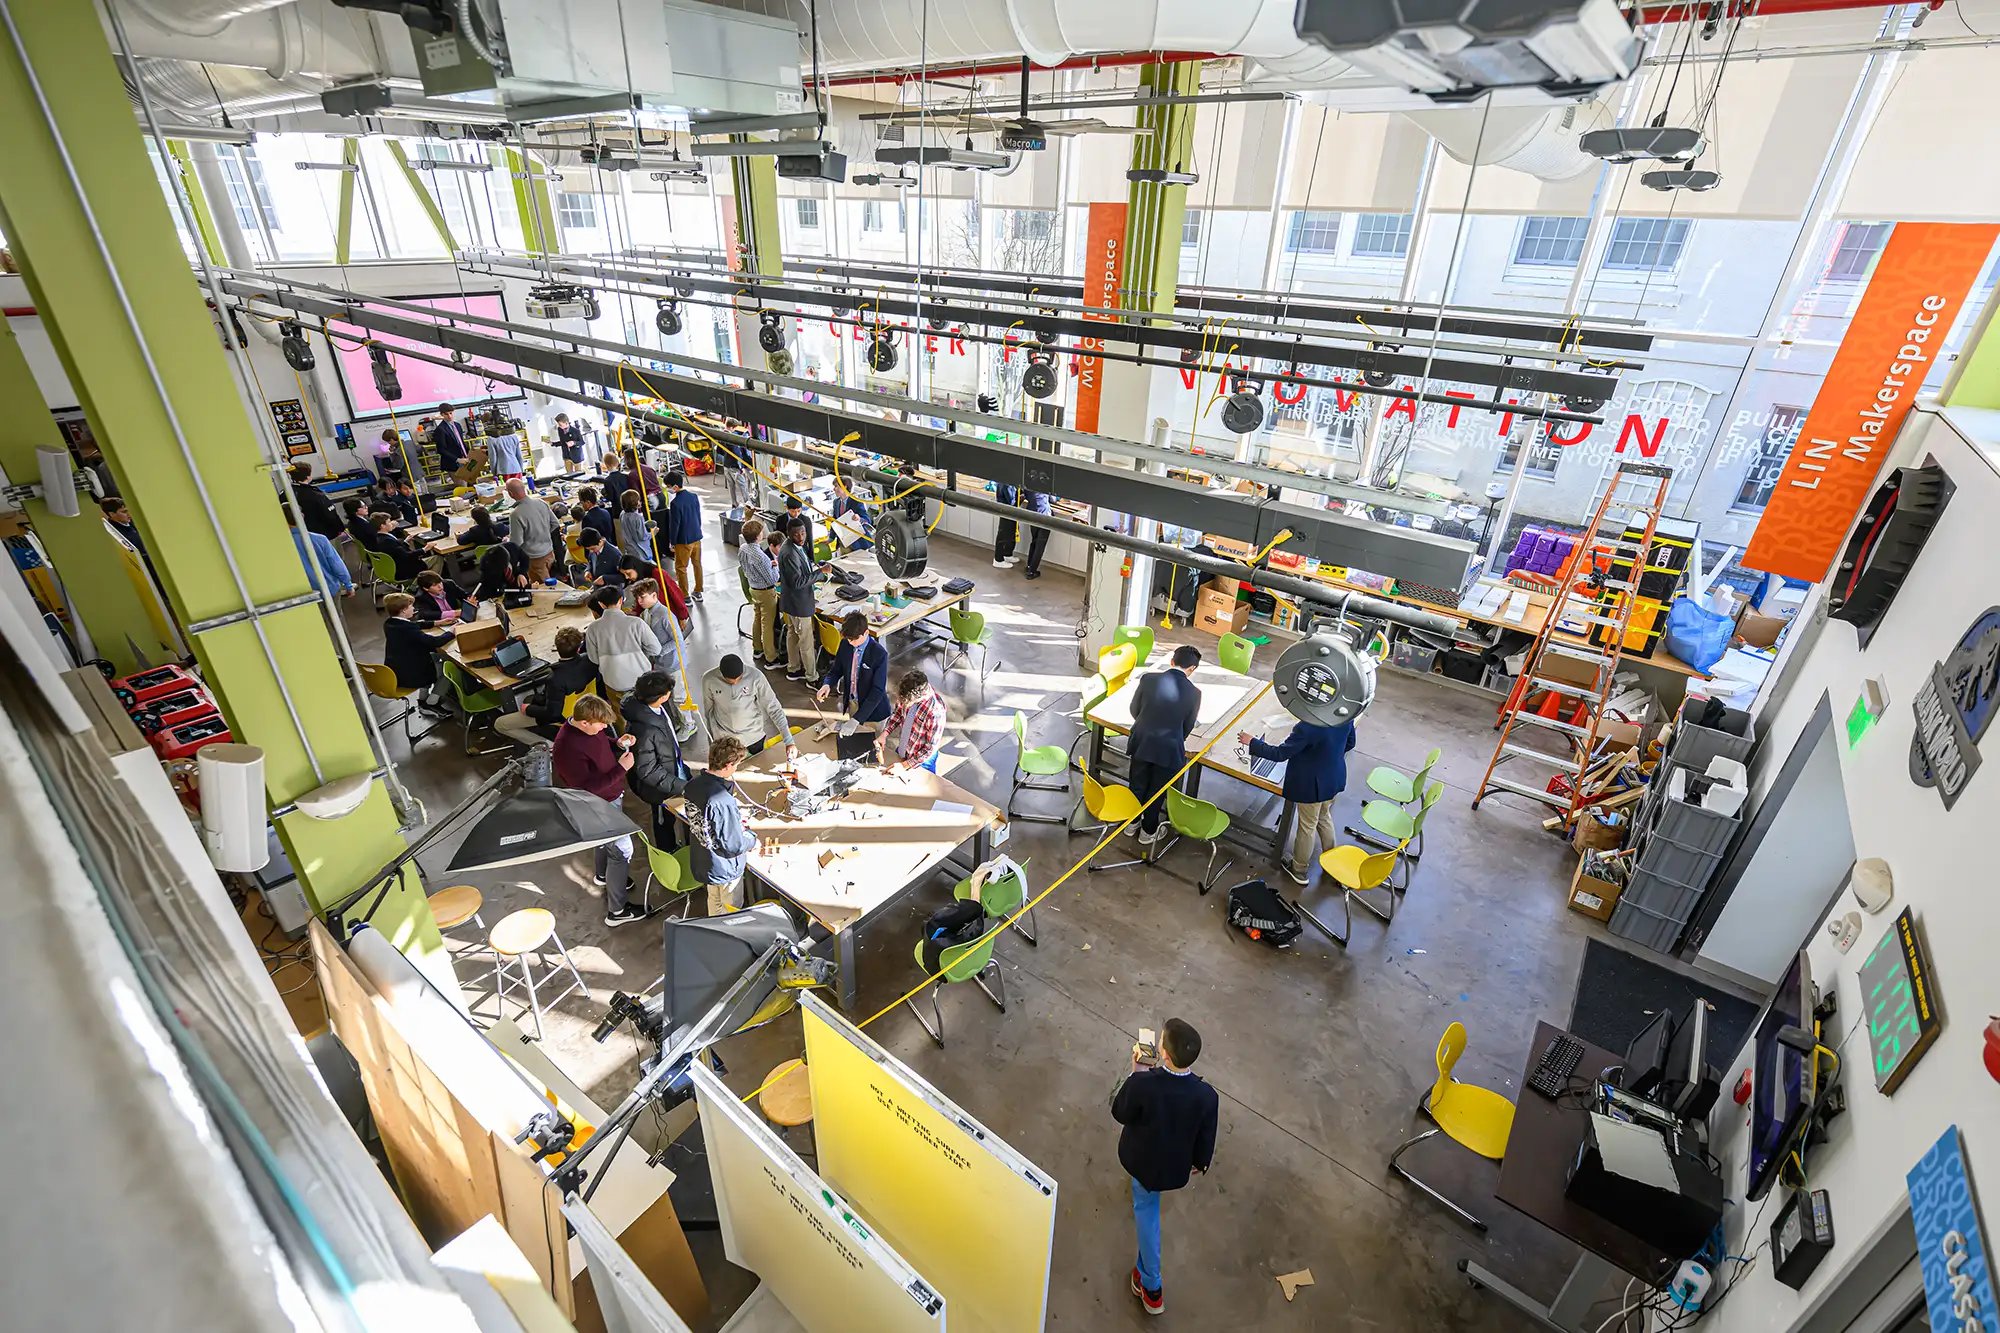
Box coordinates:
[1074,202,1127,435]
[1744,222,1998,582]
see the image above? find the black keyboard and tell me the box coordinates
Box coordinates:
[1528,1033,1585,1099]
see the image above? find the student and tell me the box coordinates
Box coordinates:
[1020,487,1053,580]
[288,463,343,540]
[701,653,797,758]
[77,440,118,499]
[476,539,530,598]
[374,428,407,481]
[778,521,819,681]
[1237,716,1358,884]
[463,504,509,551]
[718,441,751,508]
[504,477,559,583]
[1127,646,1203,842]
[574,486,617,549]
[780,494,814,555]
[628,578,693,739]
[495,626,599,746]
[815,610,891,726]
[287,509,352,598]
[381,591,455,705]
[620,671,689,846]
[100,497,145,554]
[551,695,646,926]
[378,480,419,527]
[601,453,630,509]
[578,527,623,586]
[412,569,475,625]
[553,412,587,468]
[616,488,652,561]
[366,512,429,581]
[1111,1017,1219,1317]
[431,403,467,474]
[487,420,526,480]
[736,517,781,666]
[877,668,945,773]
[683,736,759,916]
[991,481,1019,568]
[343,497,376,548]
[584,584,661,698]
[665,471,704,600]
[616,553,693,625]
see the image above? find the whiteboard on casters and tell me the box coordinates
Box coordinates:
[799,994,1057,1333]
[690,1063,945,1333]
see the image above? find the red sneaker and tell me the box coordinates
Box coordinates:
[1130,1267,1165,1315]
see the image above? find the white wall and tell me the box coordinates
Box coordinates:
[1701,404,2000,1332]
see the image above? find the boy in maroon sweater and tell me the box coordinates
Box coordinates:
[552,695,645,925]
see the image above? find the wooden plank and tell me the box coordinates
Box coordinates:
[570,1189,712,1333]
[489,1130,574,1320]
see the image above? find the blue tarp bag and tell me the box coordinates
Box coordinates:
[1663,596,1733,673]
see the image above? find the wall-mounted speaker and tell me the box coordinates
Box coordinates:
[198,743,270,873]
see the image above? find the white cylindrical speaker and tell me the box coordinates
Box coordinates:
[37,446,81,517]
[198,743,269,872]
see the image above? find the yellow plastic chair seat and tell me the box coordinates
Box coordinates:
[1319,843,1398,891]
[1429,1083,1516,1161]
[1083,771,1144,824]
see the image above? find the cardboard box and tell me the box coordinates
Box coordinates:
[1202,575,1243,597]
[1195,598,1252,636]
[1737,611,1786,650]
[1567,861,1625,922]
[1539,651,1602,688]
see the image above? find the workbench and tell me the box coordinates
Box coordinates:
[813,553,972,647]
[443,588,594,693]
[665,725,1006,1012]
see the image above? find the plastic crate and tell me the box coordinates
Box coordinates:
[1624,845,1718,914]
[1648,789,1739,855]
[1672,706,1755,773]
[1607,895,1691,954]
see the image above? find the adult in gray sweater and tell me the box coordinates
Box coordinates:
[504,478,559,582]
[685,737,759,914]
[777,521,820,681]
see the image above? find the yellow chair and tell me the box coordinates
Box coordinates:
[1313,842,1403,945]
[1389,1022,1517,1230]
[358,661,436,746]
[1097,641,1138,691]
[1110,624,1155,668]
[816,616,843,664]
[561,681,599,720]
[1071,765,1148,871]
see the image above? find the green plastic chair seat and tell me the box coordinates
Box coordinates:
[368,549,401,583]
[1012,711,1069,776]
[1362,798,1417,840]
[638,837,698,899]
[1110,625,1156,667]
[1165,788,1230,841]
[913,929,998,983]
[1367,746,1442,803]
[950,607,995,647]
[442,660,505,714]
[1216,631,1255,675]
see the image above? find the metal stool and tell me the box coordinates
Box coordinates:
[758,1058,814,1156]
[487,908,588,1041]
[428,884,492,968]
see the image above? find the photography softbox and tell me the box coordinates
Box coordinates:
[663,903,799,1043]
[444,788,640,873]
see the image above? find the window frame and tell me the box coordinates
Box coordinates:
[1351,211,1414,260]
[796,197,820,229]
[1730,403,1808,512]
[1827,221,1892,283]
[219,148,279,233]
[1181,208,1203,248]
[556,190,599,230]
[1285,210,1342,256]
[1501,423,1564,481]
[1600,217,1692,275]
[1512,215,1591,269]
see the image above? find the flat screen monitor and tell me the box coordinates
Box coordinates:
[330,292,522,419]
[1747,949,1814,1200]
[1622,1007,1675,1101]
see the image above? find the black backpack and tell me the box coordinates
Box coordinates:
[1225,879,1303,949]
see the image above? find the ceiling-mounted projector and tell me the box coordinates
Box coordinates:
[526,283,600,321]
[777,149,848,183]
[877,143,1010,171]
[1643,168,1722,193]
[1294,0,1640,103]
[1580,126,1705,163]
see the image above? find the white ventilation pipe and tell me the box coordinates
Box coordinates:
[104,0,380,80]
[1402,97,1615,181]
[124,0,298,38]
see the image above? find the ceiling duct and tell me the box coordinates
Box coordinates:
[1402,94,1614,181]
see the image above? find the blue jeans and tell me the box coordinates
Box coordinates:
[1131,1178,1162,1292]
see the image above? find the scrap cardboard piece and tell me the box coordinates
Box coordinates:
[1276,1269,1315,1302]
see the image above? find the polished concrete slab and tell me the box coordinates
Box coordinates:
[333,478,1669,1331]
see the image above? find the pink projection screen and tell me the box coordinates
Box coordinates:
[332,293,521,419]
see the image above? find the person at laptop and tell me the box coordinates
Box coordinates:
[877,668,946,774]
[476,539,530,598]
[375,478,418,527]
[342,497,375,548]
[381,592,454,710]
[702,653,797,759]
[577,527,623,587]
[574,486,617,549]
[1237,716,1358,885]
[463,504,509,551]
[493,627,599,747]
[412,570,475,626]
[584,584,661,701]
[683,735,758,916]
[814,610,892,727]
[365,512,430,581]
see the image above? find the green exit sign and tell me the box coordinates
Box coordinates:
[1847,695,1877,747]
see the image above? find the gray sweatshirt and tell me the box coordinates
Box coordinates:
[634,596,682,678]
[701,665,790,747]
[617,507,652,559]
[509,494,557,558]
[583,605,662,692]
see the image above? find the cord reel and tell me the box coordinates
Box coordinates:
[656,300,682,336]
[1022,346,1056,400]
[279,319,315,372]
[875,496,930,578]
[865,329,899,373]
[368,345,401,401]
[1221,377,1265,435]
[1359,342,1402,389]
[756,309,786,355]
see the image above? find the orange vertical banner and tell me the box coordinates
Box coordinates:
[1074,202,1127,435]
[1743,222,1999,582]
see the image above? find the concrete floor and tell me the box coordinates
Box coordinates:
[335,475,1650,1331]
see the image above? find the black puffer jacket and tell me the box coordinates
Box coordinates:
[619,692,686,805]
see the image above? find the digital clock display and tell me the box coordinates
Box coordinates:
[1855,907,1942,1094]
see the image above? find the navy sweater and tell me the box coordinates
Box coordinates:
[1113,1067,1219,1193]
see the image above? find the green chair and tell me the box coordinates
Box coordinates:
[737,568,756,643]
[1158,788,1234,895]
[439,659,508,756]
[1217,631,1255,675]
[947,606,996,679]
[1008,711,1072,825]
[470,543,497,563]
[1367,746,1442,805]
[906,908,1006,1047]
[965,858,1036,946]
[635,836,699,918]
[1350,781,1445,877]
[367,549,414,608]
[1110,624,1156,668]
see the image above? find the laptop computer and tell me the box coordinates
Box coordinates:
[430,511,451,535]
[492,636,549,680]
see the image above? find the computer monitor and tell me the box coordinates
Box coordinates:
[1664,999,1720,1119]
[1621,1007,1675,1101]
[1747,949,1815,1201]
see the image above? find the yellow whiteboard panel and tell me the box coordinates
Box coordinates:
[689,1062,944,1333]
[800,994,1057,1333]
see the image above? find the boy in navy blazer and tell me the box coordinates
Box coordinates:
[1127,645,1203,840]
[814,609,892,725]
[1239,717,1358,883]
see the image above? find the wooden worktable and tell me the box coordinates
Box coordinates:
[666,724,1004,1011]
[813,553,972,641]
[443,589,594,692]
[1085,663,1268,780]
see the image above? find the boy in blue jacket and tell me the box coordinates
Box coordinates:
[814,609,892,725]
[666,471,705,601]
[1238,717,1358,884]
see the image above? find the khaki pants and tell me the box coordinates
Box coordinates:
[706,877,744,916]
[526,551,554,583]
[1288,798,1340,877]
[748,584,779,660]
[493,710,546,747]
[673,540,704,594]
[784,612,817,677]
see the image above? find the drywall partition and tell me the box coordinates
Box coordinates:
[690,1061,946,1333]
[799,994,1058,1333]
[1701,405,2000,1332]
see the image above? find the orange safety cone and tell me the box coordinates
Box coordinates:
[1535,691,1564,720]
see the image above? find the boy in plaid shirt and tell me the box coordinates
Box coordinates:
[876,668,946,774]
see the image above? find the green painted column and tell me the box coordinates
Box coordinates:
[0,0,443,968]
[386,140,458,252]
[507,147,560,255]
[1944,294,2000,409]
[729,152,785,280]
[0,323,176,672]
[163,140,224,266]
[1120,60,1202,318]
[334,138,359,265]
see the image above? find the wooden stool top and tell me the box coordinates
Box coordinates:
[428,884,485,930]
[490,907,556,956]
[758,1058,813,1128]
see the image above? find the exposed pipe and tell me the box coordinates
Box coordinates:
[823,49,1223,87]
[1635,0,1894,22]
[124,0,298,38]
